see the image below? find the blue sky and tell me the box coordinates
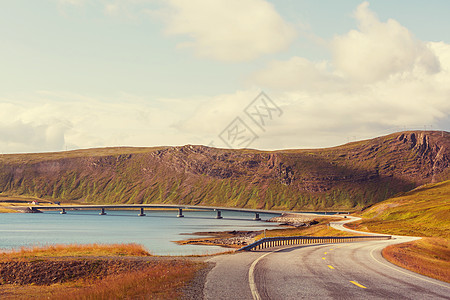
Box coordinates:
[0,0,449,153]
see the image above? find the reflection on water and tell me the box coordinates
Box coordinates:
[0,210,281,255]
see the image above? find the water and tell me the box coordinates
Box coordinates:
[0,210,281,255]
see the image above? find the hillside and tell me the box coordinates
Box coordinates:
[350,180,450,238]
[345,180,450,282]
[0,131,448,210]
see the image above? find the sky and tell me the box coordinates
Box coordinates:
[1,0,449,153]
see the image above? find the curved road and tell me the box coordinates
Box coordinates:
[204,217,450,299]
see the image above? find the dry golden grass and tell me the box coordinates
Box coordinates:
[0,243,151,260]
[0,207,17,213]
[0,260,204,300]
[383,237,450,283]
[52,260,203,300]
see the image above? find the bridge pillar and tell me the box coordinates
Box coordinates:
[60,208,66,214]
[215,210,223,219]
[138,207,146,217]
[99,208,106,215]
[253,213,261,221]
[177,208,184,218]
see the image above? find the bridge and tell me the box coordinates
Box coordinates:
[30,204,286,220]
[29,204,348,220]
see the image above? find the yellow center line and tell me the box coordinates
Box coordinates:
[328,265,335,269]
[350,281,367,289]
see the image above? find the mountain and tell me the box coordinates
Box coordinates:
[0,131,448,210]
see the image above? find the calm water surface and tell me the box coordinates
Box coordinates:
[0,210,281,255]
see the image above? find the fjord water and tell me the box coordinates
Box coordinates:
[0,210,280,255]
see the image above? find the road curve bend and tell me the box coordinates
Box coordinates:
[204,216,450,299]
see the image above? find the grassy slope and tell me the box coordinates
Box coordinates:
[353,180,450,238]
[347,180,450,282]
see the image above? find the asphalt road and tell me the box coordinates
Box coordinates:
[204,218,450,299]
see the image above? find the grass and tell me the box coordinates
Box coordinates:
[50,260,204,300]
[0,244,204,299]
[347,180,450,282]
[0,207,17,213]
[382,237,450,283]
[350,180,450,238]
[0,243,151,260]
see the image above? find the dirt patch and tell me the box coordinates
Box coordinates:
[267,213,319,227]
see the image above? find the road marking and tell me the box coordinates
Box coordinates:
[328,265,335,269]
[249,252,271,300]
[333,218,450,289]
[350,281,367,289]
[249,246,293,300]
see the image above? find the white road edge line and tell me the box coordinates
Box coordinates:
[249,247,293,300]
[369,245,450,289]
[333,216,449,288]
[249,252,271,300]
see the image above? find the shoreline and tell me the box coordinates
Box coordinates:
[176,230,264,248]
[175,213,336,248]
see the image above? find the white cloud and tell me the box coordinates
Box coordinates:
[332,1,440,83]
[159,0,296,62]
[56,0,295,61]
[4,1,449,153]
[0,121,67,154]
[182,3,450,149]
[59,0,84,4]
[0,92,206,153]
[249,57,347,93]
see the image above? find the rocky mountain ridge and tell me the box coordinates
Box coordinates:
[0,131,448,210]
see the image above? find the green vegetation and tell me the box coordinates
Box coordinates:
[350,180,450,238]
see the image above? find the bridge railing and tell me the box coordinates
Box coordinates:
[238,235,391,251]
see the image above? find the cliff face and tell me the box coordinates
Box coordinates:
[0,131,448,210]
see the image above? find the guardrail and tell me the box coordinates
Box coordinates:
[238,235,391,251]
